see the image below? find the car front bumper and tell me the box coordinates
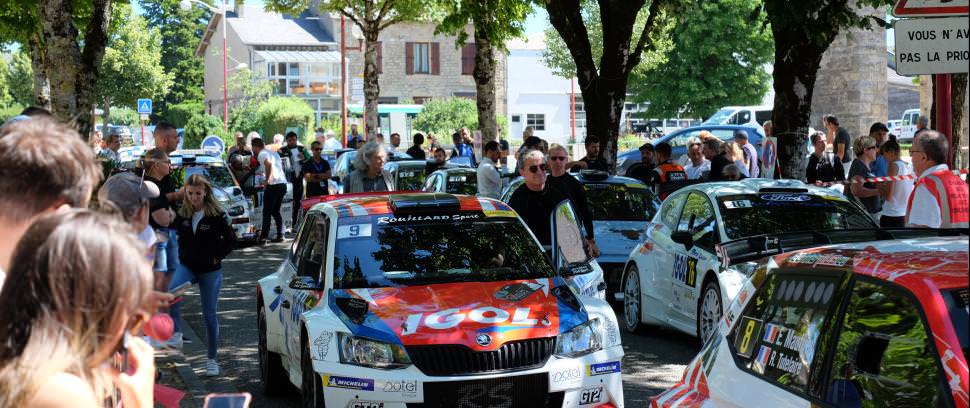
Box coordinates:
[314,345,625,408]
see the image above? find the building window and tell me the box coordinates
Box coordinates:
[452,91,476,100]
[527,114,545,131]
[266,61,340,97]
[511,115,521,123]
[461,44,476,75]
[413,96,432,105]
[406,42,439,75]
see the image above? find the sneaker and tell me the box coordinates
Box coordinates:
[165,332,183,350]
[205,359,220,376]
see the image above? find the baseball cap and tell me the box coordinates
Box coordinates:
[733,130,749,140]
[98,172,159,216]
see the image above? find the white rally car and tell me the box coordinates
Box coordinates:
[256,192,625,407]
[621,179,877,341]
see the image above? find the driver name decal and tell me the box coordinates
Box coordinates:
[377,213,480,224]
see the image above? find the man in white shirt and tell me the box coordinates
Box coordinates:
[477,141,502,199]
[253,137,288,243]
[323,130,343,150]
[906,130,969,228]
[683,140,711,179]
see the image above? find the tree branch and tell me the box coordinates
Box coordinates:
[627,0,662,72]
[376,0,395,25]
[543,0,597,85]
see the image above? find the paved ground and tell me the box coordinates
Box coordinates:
[171,241,699,407]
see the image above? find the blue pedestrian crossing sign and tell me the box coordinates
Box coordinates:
[137,98,152,114]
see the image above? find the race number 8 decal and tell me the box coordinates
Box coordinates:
[734,316,763,358]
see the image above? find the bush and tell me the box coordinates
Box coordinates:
[0,104,24,123]
[412,97,477,139]
[165,101,204,128]
[254,97,315,140]
[618,133,645,151]
[183,113,227,150]
[229,103,260,137]
[108,107,140,127]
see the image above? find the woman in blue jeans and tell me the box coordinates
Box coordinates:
[169,174,236,376]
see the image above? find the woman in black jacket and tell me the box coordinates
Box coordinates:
[168,174,236,376]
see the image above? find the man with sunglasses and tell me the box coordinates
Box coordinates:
[302,141,332,198]
[907,130,968,228]
[547,144,599,257]
[279,132,310,230]
[508,149,567,248]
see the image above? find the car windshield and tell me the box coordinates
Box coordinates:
[717,193,875,240]
[394,167,426,191]
[176,165,236,189]
[943,288,969,362]
[445,173,478,195]
[703,108,735,125]
[333,216,554,288]
[583,183,659,221]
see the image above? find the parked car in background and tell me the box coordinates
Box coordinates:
[383,160,427,191]
[424,167,479,195]
[887,119,902,137]
[897,108,921,143]
[615,125,765,176]
[702,106,772,127]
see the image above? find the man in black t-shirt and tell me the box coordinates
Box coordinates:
[302,141,332,198]
[625,143,656,185]
[823,114,852,170]
[702,138,732,181]
[406,133,426,160]
[569,135,608,172]
[508,150,566,247]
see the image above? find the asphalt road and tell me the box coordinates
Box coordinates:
[176,241,700,407]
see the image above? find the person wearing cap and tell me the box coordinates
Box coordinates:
[869,122,890,177]
[98,172,161,251]
[734,130,759,178]
[624,143,656,185]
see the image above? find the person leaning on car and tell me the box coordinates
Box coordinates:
[508,149,567,248]
[547,144,599,257]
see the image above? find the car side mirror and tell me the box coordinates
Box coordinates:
[671,231,694,250]
[289,276,322,291]
[550,199,593,276]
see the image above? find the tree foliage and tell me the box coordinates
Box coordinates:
[164,101,204,128]
[2,49,34,107]
[227,67,274,134]
[138,0,209,115]
[254,96,316,138]
[97,6,172,126]
[412,96,477,138]
[109,106,140,126]
[184,113,227,149]
[630,0,773,119]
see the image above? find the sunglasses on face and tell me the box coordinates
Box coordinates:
[549,156,567,161]
[527,164,548,174]
[865,146,877,151]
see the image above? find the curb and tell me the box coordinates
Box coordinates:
[170,316,240,406]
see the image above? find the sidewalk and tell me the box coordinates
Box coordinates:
[155,316,240,408]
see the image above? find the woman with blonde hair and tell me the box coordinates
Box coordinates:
[723,140,750,177]
[0,210,156,408]
[167,174,236,376]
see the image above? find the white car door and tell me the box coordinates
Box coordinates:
[646,192,688,324]
[281,214,330,370]
[668,192,718,327]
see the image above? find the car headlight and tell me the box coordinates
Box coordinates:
[730,261,759,277]
[338,333,411,369]
[555,318,602,358]
[227,205,245,216]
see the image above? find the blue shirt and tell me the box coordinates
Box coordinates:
[873,155,888,177]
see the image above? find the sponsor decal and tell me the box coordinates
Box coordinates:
[550,366,583,389]
[759,193,811,202]
[324,375,374,391]
[672,254,698,287]
[313,331,333,360]
[337,224,372,239]
[494,282,541,302]
[587,361,621,376]
[754,345,772,374]
[376,213,480,224]
[401,307,546,336]
[475,333,492,347]
[382,379,419,398]
[350,402,384,408]
[579,387,603,405]
[484,209,517,218]
[606,320,619,346]
[786,252,852,267]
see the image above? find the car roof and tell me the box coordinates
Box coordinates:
[312,193,514,219]
[618,125,762,154]
[774,236,968,292]
[436,167,478,175]
[574,172,647,188]
[674,178,842,199]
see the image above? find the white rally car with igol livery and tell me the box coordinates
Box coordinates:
[257,192,625,407]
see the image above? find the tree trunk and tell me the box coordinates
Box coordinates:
[102,97,111,129]
[472,27,497,146]
[769,27,829,180]
[950,73,966,168]
[27,33,51,110]
[363,29,381,138]
[36,0,112,140]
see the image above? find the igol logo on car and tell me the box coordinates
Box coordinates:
[759,194,811,202]
[324,375,375,391]
[587,361,621,376]
[475,333,492,347]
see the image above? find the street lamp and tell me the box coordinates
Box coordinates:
[180,0,230,131]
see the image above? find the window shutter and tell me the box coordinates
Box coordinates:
[431,42,440,75]
[461,44,476,75]
[376,42,383,74]
[405,42,414,75]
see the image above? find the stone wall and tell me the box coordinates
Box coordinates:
[810,5,887,140]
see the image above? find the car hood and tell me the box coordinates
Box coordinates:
[594,220,647,263]
[328,277,588,351]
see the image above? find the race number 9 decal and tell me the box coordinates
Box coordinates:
[734,316,763,358]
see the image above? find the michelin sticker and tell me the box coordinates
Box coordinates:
[548,361,584,391]
[587,361,621,376]
[324,375,374,391]
[313,331,333,360]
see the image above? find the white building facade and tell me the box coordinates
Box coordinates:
[505,36,583,147]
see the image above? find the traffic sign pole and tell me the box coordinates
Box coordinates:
[935,73,954,166]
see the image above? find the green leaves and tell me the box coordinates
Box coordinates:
[411,97,477,138]
[139,0,210,115]
[184,113,227,149]
[97,6,172,115]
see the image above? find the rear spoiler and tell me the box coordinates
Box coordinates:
[300,191,420,212]
[716,228,969,268]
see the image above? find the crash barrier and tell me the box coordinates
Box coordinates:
[814,168,969,187]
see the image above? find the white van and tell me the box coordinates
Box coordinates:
[703,105,773,127]
[897,108,920,143]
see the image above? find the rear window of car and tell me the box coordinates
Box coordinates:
[943,288,969,363]
[394,167,426,191]
[717,193,875,240]
[583,183,659,221]
[332,214,554,289]
[445,173,478,195]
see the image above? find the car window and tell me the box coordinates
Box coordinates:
[297,216,329,279]
[445,173,478,195]
[737,111,752,124]
[824,279,949,408]
[756,110,772,125]
[659,192,687,229]
[704,108,734,125]
[669,129,737,148]
[583,183,659,221]
[291,214,316,260]
[394,167,426,191]
[730,271,845,396]
[423,174,438,191]
[717,194,876,240]
[183,165,235,189]
[676,192,717,250]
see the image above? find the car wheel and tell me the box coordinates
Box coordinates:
[622,266,645,333]
[301,334,326,408]
[258,306,286,395]
[696,279,722,344]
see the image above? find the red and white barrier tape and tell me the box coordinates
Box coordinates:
[815,168,969,187]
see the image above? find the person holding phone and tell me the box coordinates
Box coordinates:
[0,210,156,408]
[168,174,237,376]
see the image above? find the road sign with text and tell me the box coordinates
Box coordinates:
[894,17,969,75]
[894,0,969,17]
[137,98,152,114]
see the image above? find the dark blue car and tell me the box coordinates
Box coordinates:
[615,124,765,176]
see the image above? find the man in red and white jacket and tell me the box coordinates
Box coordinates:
[906,130,969,228]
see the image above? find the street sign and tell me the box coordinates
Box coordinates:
[893,0,968,17]
[201,135,226,152]
[139,113,149,121]
[761,136,777,179]
[137,98,152,114]
[351,77,364,103]
[894,17,969,76]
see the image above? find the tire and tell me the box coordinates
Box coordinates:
[696,278,722,345]
[301,334,326,408]
[622,266,646,333]
[258,306,287,395]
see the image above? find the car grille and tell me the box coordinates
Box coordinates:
[406,373,563,408]
[406,337,555,376]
